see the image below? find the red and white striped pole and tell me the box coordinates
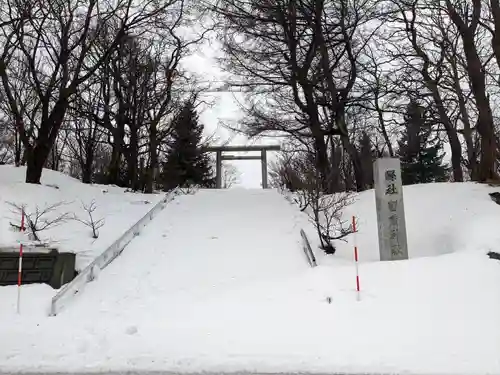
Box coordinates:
[352,216,361,301]
[17,209,25,314]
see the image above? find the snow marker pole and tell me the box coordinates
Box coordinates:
[352,216,360,301]
[17,209,25,314]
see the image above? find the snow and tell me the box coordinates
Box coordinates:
[0,166,165,271]
[310,182,500,264]
[0,171,499,375]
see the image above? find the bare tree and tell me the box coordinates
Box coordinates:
[213,0,381,192]
[444,0,498,181]
[67,2,211,192]
[0,0,183,184]
[384,0,464,181]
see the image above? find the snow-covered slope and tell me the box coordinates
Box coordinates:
[0,166,164,271]
[311,182,500,263]
[0,182,499,375]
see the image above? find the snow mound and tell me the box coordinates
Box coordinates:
[0,165,165,271]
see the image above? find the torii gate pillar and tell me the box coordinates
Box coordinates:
[203,145,281,189]
[261,149,268,189]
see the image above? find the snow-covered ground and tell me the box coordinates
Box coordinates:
[0,171,499,375]
[0,166,165,271]
[314,182,500,263]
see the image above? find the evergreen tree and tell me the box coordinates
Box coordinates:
[161,101,215,190]
[397,101,449,185]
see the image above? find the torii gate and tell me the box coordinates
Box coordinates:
[203,145,281,189]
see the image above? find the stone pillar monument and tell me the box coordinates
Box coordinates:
[373,158,409,261]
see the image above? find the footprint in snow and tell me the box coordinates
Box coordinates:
[125,325,138,335]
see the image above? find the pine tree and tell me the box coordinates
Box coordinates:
[397,101,449,185]
[161,101,215,190]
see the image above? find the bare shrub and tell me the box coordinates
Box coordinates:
[178,185,198,195]
[275,151,356,254]
[73,200,105,239]
[306,188,355,254]
[8,201,71,242]
[297,171,355,253]
[269,152,306,195]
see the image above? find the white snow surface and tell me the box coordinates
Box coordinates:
[0,170,499,375]
[0,166,165,271]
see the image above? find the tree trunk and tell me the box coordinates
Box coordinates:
[336,109,365,191]
[81,167,92,184]
[14,126,21,166]
[127,128,139,191]
[341,146,354,191]
[327,136,342,192]
[24,96,69,183]
[478,130,497,181]
[81,147,93,184]
[20,148,27,166]
[49,146,59,171]
[107,127,125,185]
[463,45,497,181]
[448,132,463,182]
[447,0,497,181]
[108,144,122,185]
[341,135,365,192]
[15,149,21,167]
[449,56,477,179]
[25,145,50,184]
[80,135,96,184]
[144,122,158,194]
[312,134,331,193]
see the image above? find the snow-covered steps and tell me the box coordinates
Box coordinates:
[63,188,309,318]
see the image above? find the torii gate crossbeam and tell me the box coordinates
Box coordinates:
[203,145,281,189]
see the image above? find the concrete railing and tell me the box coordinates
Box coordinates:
[49,189,180,316]
[300,229,317,267]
